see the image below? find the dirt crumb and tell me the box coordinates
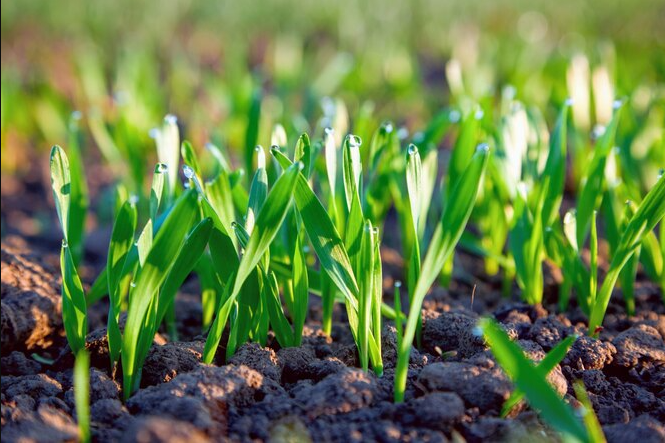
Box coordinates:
[1,243,62,355]
[612,324,665,370]
[418,362,512,412]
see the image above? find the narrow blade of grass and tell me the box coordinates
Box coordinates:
[202,162,301,363]
[60,243,88,354]
[573,381,607,443]
[395,144,489,402]
[106,199,138,364]
[588,174,665,335]
[480,318,588,442]
[502,334,577,416]
[74,349,90,443]
[122,190,199,398]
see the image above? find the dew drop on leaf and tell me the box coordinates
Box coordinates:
[183,165,195,179]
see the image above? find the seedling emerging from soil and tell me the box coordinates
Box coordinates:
[501,334,577,417]
[588,173,665,336]
[394,144,489,402]
[50,146,88,355]
[479,318,600,443]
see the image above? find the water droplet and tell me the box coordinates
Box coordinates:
[565,97,574,106]
[149,128,159,139]
[270,145,281,155]
[382,121,394,133]
[183,165,195,179]
[394,281,402,288]
[129,195,139,205]
[612,99,623,110]
[155,163,168,174]
[472,325,484,337]
[130,281,137,288]
[164,114,178,125]
[71,110,82,120]
[134,241,139,247]
[476,143,490,154]
[324,127,334,136]
[303,246,311,253]
[184,181,191,189]
[448,109,461,123]
[347,134,362,148]
[475,109,485,120]
[296,161,305,171]
[62,239,68,248]
[407,144,418,156]
[372,227,379,234]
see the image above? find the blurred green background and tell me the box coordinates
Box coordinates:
[2,0,664,178]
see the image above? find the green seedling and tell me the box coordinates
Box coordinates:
[394,144,489,402]
[50,146,88,354]
[588,173,665,335]
[479,318,589,442]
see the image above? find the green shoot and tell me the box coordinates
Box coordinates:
[588,174,665,335]
[50,146,88,354]
[122,190,201,398]
[202,162,302,364]
[573,381,607,443]
[479,318,588,442]
[394,145,489,402]
[74,349,91,443]
[501,334,577,417]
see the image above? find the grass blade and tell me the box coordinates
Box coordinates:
[106,199,138,364]
[573,381,607,443]
[50,145,71,242]
[150,163,167,222]
[158,217,213,324]
[246,146,268,234]
[395,144,489,402]
[588,174,665,335]
[502,334,577,416]
[122,190,199,398]
[480,318,588,442]
[153,115,180,203]
[245,89,261,178]
[74,349,90,443]
[202,162,301,363]
[60,243,88,354]
[576,106,622,246]
[272,147,359,309]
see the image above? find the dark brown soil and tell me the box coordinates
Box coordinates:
[1,236,664,443]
